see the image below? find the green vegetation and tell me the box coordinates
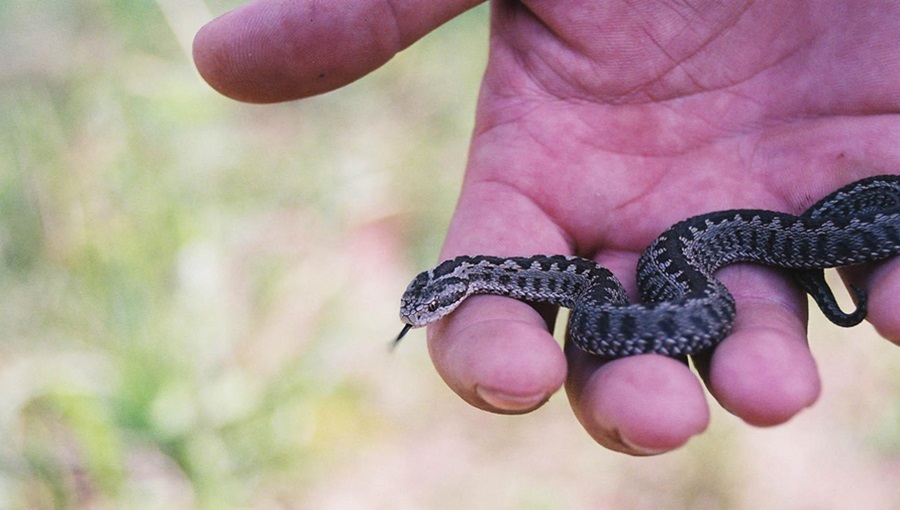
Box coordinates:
[0,1,484,507]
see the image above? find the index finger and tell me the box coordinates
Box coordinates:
[427,181,572,413]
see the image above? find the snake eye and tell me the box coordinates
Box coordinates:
[427,300,439,312]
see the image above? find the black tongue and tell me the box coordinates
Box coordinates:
[393,324,414,349]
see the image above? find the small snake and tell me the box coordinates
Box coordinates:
[397,175,900,358]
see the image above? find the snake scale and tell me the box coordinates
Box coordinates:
[397,175,900,358]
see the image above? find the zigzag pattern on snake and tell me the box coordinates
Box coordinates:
[397,175,900,358]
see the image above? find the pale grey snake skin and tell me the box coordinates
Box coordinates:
[397,175,900,358]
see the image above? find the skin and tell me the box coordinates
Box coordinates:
[194,0,900,455]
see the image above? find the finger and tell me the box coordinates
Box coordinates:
[841,257,900,343]
[428,297,567,413]
[193,0,483,103]
[563,251,709,455]
[427,182,573,413]
[697,265,822,427]
[565,350,709,455]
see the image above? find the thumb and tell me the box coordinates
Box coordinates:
[193,0,484,103]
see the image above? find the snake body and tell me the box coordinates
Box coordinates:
[398,175,900,358]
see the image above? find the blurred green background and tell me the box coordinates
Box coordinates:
[0,1,898,509]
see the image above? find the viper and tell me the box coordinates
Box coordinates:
[397,175,900,358]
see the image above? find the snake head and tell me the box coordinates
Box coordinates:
[399,260,472,328]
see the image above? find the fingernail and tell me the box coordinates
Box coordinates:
[475,386,547,412]
[618,434,670,456]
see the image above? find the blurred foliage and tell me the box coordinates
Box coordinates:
[0,0,486,508]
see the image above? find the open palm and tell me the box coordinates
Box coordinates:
[194,0,900,455]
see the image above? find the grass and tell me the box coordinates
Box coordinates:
[0,1,486,507]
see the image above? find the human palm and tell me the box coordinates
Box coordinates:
[194,0,900,455]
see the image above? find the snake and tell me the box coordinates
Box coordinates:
[396,175,900,358]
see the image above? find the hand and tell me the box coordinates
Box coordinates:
[193,0,900,455]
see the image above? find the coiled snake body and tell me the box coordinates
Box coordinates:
[397,175,900,358]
